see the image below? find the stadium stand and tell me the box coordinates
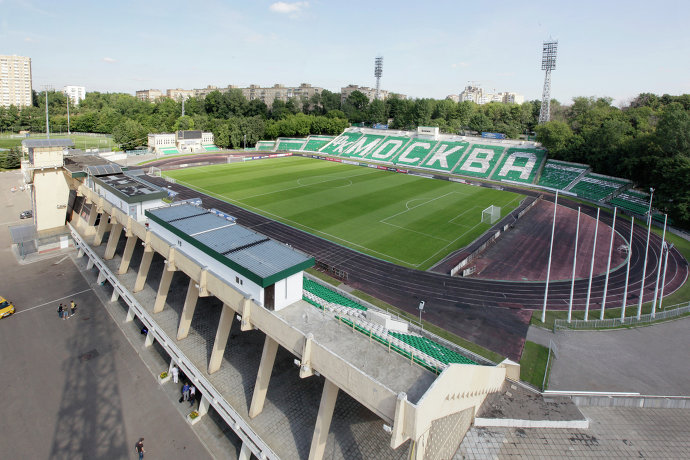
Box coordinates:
[302,278,478,374]
[415,140,470,172]
[491,147,547,184]
[160,148,180,155]
[276,138,307,151]
[301,135,334,152]
[256,140,276,151]
[367,135,413,162]
[336,133,389,159]
[319,131,364,156]
[569,173,629,201]
[392,139,439,167]
[609,189,651,215]
[202,144,220,152]
[453,144,506,178]
[536,159,589,190]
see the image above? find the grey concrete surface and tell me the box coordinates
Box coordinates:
[0,170,211,460]
[527,322,690,395]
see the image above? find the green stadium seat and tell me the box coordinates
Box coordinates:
[570,174,628,201]
[319,131,364,155]
[453,144,506,178]
[303,136,334,152]
[537,160,588,190]
[491,147,546,184]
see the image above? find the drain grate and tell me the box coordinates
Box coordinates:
[79,349,99,362]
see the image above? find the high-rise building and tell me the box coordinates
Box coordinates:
[459,85,524,105]
[0,55,33,108]
[63,85,86,105]
[135,89,163,101]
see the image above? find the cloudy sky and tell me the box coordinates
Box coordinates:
[2,0,689,105]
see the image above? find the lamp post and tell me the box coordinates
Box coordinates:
[637,187,655,318]
[418,300,425,325]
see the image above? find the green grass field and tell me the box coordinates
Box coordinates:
[165,156,523,269]
[0,133,115,150]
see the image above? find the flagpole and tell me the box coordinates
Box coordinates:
[600,208,617,320]
[637,188,654,319]
[567,207,580,323]
[651,214,667,318]
[541,191,559,323]
[621,216,634,323]
[658,242,671,311]
[584,208,600,321]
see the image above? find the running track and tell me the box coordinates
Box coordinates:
[143,154,688,360]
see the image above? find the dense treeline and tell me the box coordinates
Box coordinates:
[0,89,688,226]
[535,94,690,228]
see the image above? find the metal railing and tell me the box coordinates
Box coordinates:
[554,301,690,331]
[69,224,279,460]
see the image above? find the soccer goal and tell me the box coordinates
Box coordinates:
[147,166,162,177]
[227,155,246,164]
[481,205,501,224]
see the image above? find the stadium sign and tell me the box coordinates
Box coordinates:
[481,132,506,139]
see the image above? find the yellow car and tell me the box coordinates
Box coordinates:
[0,296,15,318]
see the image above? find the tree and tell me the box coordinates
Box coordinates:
[468,112,492,133]
[366,99,387,125]
[534,121,573,157]
[320,89,341,112]
[112,119,147,150]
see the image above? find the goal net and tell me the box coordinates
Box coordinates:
[481,205,501,224]
[147,166,162,177]
[227,155,245,164]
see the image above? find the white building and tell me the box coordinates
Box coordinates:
[0,55,32,108]
[148,130,216,154]
[459,85,524,105]
[63,85,86,105]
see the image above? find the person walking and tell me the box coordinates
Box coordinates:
[57,304,63,319]
[171,365,179,384]
[135,437,145,459]
[189,384,196,407]
[69,300,77,317]
[181,382,190,403]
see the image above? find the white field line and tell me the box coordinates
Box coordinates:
[379,220,453,243]
[238,169,375,200]
[14,288,93,315]
[448,206,479,226]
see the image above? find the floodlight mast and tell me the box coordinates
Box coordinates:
[374,56,383,100]
[538,40,558,124]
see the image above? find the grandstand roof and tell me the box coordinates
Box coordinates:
[146,203,314,286]
[94,173,167,203]
[22,138,74,148]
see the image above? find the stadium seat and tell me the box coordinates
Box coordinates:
[416,141,469,172]
[537,159,588,190]
[303,136,334,152]
[337,133,389,159]
[256,141,276,151]
[319,131,364,156]
[389,332,477,365]
[490,147,546,184]
[609,190,652,215]
[276,138,307,151]
[569,174,629,201]
[453,144,506,178]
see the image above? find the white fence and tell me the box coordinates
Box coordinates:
[554,301,690,331]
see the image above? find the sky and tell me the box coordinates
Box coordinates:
[2,0,690,106]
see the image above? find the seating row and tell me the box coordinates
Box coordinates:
[537,160,588,189]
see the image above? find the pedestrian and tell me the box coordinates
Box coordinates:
[171,365,179,384]
[189,384,196,407]
[57,304,63,319]
[181,382,190,403]
[70,300,77,317]
[135,437,145,459]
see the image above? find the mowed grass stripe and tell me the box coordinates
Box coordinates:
[166,156,522,269]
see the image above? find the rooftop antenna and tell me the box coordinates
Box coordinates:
[374,56,383,100]
[538,39,558,124]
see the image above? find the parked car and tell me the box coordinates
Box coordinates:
[0,296,15,318]
[19,210,32,219]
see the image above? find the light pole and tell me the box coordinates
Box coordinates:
[637,187,655,318]
[418,300,425,325]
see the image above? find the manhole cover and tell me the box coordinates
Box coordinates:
[79,349,99,362]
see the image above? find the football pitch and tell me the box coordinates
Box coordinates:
[165,156,523,270]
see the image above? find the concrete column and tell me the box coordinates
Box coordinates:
[87,208,98,227]
[133,249,154,292]
[118,235,138,274]
[153,267,175,313]
[208,304,234,374]
[308,379,340,460]
[125,306,135,323]
[97,271,106,285]
[110,289,120,303]
[86,258,94,270]
[410,431,430,460]
[93,213,110,246]
[176,279,199,340]
[103,222,123,260]
[198,394,210,417]
[144,331,155,347]
[238,443,252,460]
[249,336,279,418]
[77,248,84,258]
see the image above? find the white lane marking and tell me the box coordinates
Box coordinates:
[14,288,93,315]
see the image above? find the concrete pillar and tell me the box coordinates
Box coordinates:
[103,222,123,260]
[110,289,120,303]
[144,331,155,347]
[97,271,106,285]
[208,304,234,374]
[410,431,430,460]
[308,379,340,460]
[77,248,84,258]
[248,336,279,418]
[118,235,138,274]
[238,443,252,460]
[176,279,199,340]
[87,208,98,227]
[153,267,175,313]
[125,306,135,323]
[198,394,210,417]
[86,258,94,270]
[93,213,110,246]
[133,249,154,292]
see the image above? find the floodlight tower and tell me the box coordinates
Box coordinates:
[538,40,558,124]
[374,56,383,100]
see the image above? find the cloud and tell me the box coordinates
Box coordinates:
[269,1,308,15]
[102,57,117,63]
[451,62,469,69]
[24,37,37,42]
